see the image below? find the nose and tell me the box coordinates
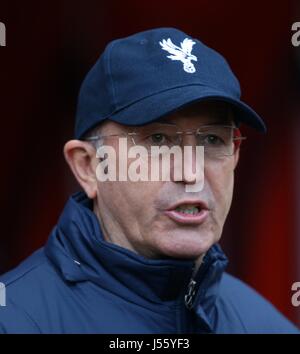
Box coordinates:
[171,135,204,191]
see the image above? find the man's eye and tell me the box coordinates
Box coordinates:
[203,134,224,145]
[149,133,167,144]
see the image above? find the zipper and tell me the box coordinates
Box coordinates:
[184,255,210,311]
[184,278,197,310]
[175,265,196,333]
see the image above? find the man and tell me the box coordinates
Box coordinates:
[0,27,298,334]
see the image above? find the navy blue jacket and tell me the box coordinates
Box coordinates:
[0,192,299,333]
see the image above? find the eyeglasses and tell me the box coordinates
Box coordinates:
[84,124,246,159]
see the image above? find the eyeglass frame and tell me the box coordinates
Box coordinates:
[83,124,247,157]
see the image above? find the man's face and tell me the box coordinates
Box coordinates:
[93,102,239,260]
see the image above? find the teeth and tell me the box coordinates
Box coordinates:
[175,205,200,214]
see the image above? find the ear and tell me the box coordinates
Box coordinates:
[232,126,242,170]
[64,140,98,199]
[233,147,240,170]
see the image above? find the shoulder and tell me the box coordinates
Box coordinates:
[0,248,66,333]
[0,248,61,292]
[216,272,299,333]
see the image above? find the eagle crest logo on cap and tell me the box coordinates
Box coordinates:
[159,38,197,73]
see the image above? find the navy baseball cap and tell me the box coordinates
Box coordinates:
[75,27,266,138]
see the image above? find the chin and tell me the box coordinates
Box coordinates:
[155,229,217,260]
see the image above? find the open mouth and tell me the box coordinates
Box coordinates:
[174,205,202,215]
[164,202,209,225]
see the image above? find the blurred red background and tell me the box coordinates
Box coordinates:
[0,0,299,326]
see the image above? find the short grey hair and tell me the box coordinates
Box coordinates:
[81,123,104,149]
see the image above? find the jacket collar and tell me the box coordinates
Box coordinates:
[45,192,228,323]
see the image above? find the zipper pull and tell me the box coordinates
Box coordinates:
[184,279,197,310]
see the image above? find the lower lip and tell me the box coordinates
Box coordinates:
[164,209,209,225]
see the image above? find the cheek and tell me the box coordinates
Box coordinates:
[97,180,163,226]
[205,159,235,218]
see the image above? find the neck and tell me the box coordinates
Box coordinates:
[192,254,205,277]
